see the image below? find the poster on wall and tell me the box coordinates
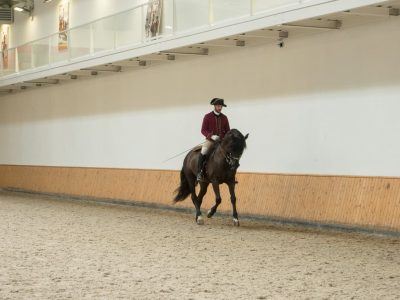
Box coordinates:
[58,0,70,51]
[145,0,163,38]
[1,25,9,69]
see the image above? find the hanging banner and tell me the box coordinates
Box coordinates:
[1,25,9,69]
[58,0,69,50]
[145,0,163,38]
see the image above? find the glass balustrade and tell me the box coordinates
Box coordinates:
[17,44,33,72]
[0,0,331,78]
[211,0,251,24]
[115,7,143,48]
[253,0,301,14]
[32,37,50,68]
[69,24,91,59]
[174,0,209,33]
[92,16,116,53]
[50,32,69,64]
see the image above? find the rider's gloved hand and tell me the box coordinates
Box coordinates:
[211,135,220,141]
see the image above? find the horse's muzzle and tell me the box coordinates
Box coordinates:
[231,162,240,170]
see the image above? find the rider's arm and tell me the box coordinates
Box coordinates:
[201,115,213,139]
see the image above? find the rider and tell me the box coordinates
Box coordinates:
[197,98,230,181]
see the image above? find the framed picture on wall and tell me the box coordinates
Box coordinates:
[145,0,163,38]
[58,0,69,51]
[1,25,9,69]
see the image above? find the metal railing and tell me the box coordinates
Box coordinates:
[0,0,316,78]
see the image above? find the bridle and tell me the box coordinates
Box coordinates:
[217,134,245,170]
[225,152,241,170]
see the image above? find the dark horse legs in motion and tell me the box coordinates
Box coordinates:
[174,129,248,226]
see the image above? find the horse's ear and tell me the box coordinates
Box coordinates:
[244,133,249,140]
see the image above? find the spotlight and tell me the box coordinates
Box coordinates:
[14,7,24,12]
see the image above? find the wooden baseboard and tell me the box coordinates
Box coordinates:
[1,164,400,231]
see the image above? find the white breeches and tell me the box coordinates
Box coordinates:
[201,140,214,155]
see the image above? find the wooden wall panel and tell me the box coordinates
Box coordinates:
[1,165,400,232]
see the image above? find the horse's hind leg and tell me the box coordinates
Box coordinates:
[207,182,222,218]
[196,182,209,224]
[197,182,209,207]
[187,174,203,225]
[192,182,209,225]
[228,182,239,226]
[191,192,204,225]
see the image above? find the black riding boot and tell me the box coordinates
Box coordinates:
[197,154,206,181]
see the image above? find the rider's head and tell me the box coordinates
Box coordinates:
[210,98,226,113]
[214,104,223,113]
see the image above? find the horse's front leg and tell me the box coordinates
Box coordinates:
[207,182,222,218]
[228,182,239,226]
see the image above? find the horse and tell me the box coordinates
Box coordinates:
[173,129,249,226]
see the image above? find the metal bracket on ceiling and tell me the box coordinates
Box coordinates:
[239,29,287,40]
[148,53,175,61]
[197,38,245,48]
[282,19,342,30]
[24,79,59,85]
[81,65,122,73]
[161,47,209,56]
[342,6,400,17]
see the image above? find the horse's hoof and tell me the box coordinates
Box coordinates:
[207,210,213,218]
[196,216,204,225]
[233,218,240,226]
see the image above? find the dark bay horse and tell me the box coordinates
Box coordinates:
[174,129,248,226]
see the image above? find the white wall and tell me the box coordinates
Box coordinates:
[10,0,145,47]
[1,17,400,176]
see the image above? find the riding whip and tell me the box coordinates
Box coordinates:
[162,142,206,163]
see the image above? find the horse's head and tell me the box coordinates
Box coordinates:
[221,129,249,170]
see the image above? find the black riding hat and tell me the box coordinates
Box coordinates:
[210,98,227,107]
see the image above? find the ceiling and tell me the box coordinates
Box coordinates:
[0,0,399,95]
[0,0,33,10]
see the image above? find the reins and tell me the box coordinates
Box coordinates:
[217,144,241,169]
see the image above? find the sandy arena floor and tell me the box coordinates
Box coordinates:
[0,191,399,299]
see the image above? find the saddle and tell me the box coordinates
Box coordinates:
[193,140,218,153]
[194,142,219,180]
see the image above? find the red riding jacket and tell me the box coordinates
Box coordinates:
[201,111,230,140]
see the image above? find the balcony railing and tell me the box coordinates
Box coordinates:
[0,0,329,78]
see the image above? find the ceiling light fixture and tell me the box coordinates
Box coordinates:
[14,7,24,12]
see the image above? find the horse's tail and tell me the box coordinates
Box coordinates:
[173,167,191,202]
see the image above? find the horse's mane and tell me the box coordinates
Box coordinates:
[191,129,246,155]
[223,129,247,153]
